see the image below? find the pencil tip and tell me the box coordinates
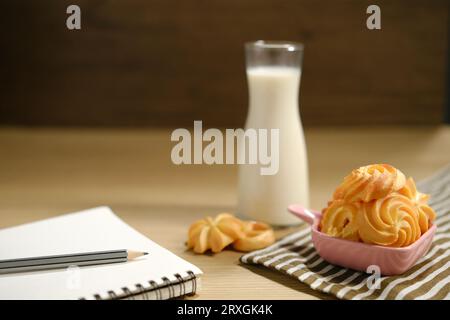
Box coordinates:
[127,250,149,260]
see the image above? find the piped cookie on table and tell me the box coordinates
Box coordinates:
[187,213,275,254]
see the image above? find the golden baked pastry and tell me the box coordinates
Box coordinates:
[333,164,406,203]
[233,221,276,252]
[320,164,436,247]
[357,194,421,247]
[187,213,245,253]
[398,177,436,234]
[320,200,360,241]
[187,213,275,254]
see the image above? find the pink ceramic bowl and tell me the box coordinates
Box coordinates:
[288,204,436,275]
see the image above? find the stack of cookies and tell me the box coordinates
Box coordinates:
[321,164,436,247]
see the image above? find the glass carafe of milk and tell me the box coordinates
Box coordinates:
[238,41,309,226]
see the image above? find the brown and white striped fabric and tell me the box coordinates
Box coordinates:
[240,165,450,300]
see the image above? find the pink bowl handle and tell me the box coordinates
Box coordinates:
[288,204,321,226]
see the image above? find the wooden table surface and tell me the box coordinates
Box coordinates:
[0,126,449,299]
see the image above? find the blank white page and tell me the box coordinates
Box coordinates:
[0,207,202,299]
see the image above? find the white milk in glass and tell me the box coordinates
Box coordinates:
[238,65,309,225]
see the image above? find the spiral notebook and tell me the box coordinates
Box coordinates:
[0,207,202,300]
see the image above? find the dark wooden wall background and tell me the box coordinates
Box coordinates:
[0,0,448,127]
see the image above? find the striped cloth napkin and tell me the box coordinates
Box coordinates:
[240,165,450,300]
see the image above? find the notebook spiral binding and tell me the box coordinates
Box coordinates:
[80,270,197,300]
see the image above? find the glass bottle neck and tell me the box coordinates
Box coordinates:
[247,66,301,112]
